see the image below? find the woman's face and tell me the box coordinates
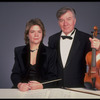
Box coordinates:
[28,25,43,45]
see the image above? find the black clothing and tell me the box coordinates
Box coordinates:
[11,43,58,88]
[48,28,92,88]
[27,64,38,81]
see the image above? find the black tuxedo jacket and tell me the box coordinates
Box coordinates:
[48,28,92,88]
[11,43,57,88]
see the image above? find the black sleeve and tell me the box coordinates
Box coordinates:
[43,49,59,88]
[11,48,22,88]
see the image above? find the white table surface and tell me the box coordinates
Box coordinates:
[0,88,100,99]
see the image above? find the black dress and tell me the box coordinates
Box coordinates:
[27,64,38,81]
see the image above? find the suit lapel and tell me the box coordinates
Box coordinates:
[21,43,47,70]
[22,44,30,69]
[36,43,47,72]
[56,32,64,69]
[56,30,81,69]
[65,29,80,68]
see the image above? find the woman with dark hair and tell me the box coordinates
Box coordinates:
[11,18,57,92]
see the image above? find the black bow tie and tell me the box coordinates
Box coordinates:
[61,29,75,40]
[61,36,72,40]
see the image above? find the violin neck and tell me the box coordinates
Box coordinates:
[91,48,96,67]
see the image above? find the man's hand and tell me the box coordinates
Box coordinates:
[89,37,100,50]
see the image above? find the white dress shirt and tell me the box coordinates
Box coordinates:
[60,29,76,68]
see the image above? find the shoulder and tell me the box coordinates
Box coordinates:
[15,45,25,50]
[76,28,92,40]
[49,31,61,39]
[14,45,26,53]
[76,28,91,37]
[47,46,56,53]
[42,44,57,54]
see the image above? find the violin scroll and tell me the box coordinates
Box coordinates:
[93,26,98,37]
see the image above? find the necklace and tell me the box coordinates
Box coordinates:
[30,49,38,52]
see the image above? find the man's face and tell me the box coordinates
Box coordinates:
[58,10,76,35]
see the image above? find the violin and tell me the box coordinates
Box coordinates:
[84,26,100,90]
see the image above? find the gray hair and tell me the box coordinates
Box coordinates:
[56,7,76,19]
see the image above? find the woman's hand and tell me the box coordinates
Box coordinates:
[17,82,30,92]
[28,81,43,90]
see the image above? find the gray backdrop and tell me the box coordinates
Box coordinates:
[0,2,100,88]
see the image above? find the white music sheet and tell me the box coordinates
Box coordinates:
[0,88,100,99]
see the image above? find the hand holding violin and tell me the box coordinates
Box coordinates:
[89,37,100,51]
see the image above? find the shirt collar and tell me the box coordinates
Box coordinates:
[61,29,76,38]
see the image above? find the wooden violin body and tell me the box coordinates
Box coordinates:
[84,50,100,90]
[84,26,100,90]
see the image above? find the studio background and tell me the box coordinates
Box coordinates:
[0,2,100,88]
